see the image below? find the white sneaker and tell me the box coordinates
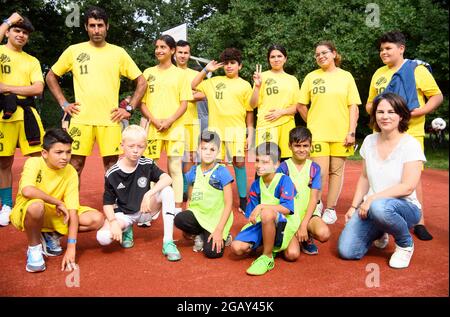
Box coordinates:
[26,244,46,273]
[0,205,12,226]
[193,235,204,252]
[373,233,389,249]
[322,208,337,224]
[389,243,414,269]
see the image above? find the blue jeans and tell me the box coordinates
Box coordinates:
[338,198,421,260]
[196,100,208,134]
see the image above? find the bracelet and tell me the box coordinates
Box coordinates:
[351,205,359,209]
[109,218,117,223]
[61,101,70,109]
[67,238,77,244]
[3,19,12,27]
[202,67,208,74]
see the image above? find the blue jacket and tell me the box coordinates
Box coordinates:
[384,59,432,111]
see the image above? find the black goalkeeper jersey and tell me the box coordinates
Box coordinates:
[103,157,164,214]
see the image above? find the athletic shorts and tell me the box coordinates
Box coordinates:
[0,118,44,156]
[235,212,287,250]
[114,209,160,229]
[10,200,94,235]
[144,139,184,159]
[310,141,355,158]
[67,123,122,157]
[221,141,246,162]
[255,121,295,159]
[185,123,200,152]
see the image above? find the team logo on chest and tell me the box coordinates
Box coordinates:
[313,78,325,86]
[77,53,90,63]
[137,177,148,188]
[0,54,11,63]
[376,77,387,87]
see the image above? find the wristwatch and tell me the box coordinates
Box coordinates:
[125,103,134,114]
[347,132,355,137]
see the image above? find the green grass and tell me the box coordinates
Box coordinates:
[349,134,449,170]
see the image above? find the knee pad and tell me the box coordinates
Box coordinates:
[97,230,113,246]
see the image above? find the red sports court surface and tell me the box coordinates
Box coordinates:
[0,148,448,297]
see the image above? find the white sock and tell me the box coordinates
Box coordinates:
[158,186,176,243]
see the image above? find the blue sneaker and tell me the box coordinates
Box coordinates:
[301,237,319,255]
[162,240,181,261]
[41,232,63,256]
[26,244,46,273]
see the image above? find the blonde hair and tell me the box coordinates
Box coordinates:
[121,124,147,142]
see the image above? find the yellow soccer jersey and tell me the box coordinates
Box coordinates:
[254,71,299,128]
[197,76,252,142]
[299,68,361,142]
[142,64,192,140]
[367,64,442,137]
[14,157,80,211]
[51,42,142,126]
[182,67,199,125]
[0,45,44,122]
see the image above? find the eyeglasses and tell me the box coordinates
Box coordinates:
[315,50,332,58]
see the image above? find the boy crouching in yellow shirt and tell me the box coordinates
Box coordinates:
[10,128,103,273]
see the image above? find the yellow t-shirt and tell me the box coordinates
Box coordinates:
[14,157,79,211]
[367,64,442,137]
[254,71,300,128]
[197,76,252,142]
[182,67,199,125]
[299,68,361,142]
[0,45,44,122]
[141,64,192,140]
[51,42,142,126]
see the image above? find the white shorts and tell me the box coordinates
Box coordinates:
[115,210,161,228]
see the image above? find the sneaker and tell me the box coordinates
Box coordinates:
[373,233,389,249]
[162,240,181,261]
[225,233,233,247]
[314,200,324,216]
[413,224,433,241]
[41,232,63,256]
[0,205,12,226]
[26,244,46,273]
[121,226,134,248]
[322,208,337,224]
[136,220,151,228]
[246,254,275,276]
[389,243,414,269]
[193,235,204,252]
[301,237,319,255]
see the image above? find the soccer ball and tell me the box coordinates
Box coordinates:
[431,117,446,131]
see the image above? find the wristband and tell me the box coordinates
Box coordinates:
[61,101,70,109]
[3,19,12,27]
[67,238,77,244]
[351,205,358,209]
[202,67,208,74]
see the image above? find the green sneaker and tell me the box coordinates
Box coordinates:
[162,240,181,261]
[121,226,134,248]
[246,254,274,276]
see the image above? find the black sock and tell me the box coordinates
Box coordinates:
[239,197,247,212]
[414,224,433,241]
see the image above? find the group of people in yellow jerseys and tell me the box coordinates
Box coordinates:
[0,6,443,275]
